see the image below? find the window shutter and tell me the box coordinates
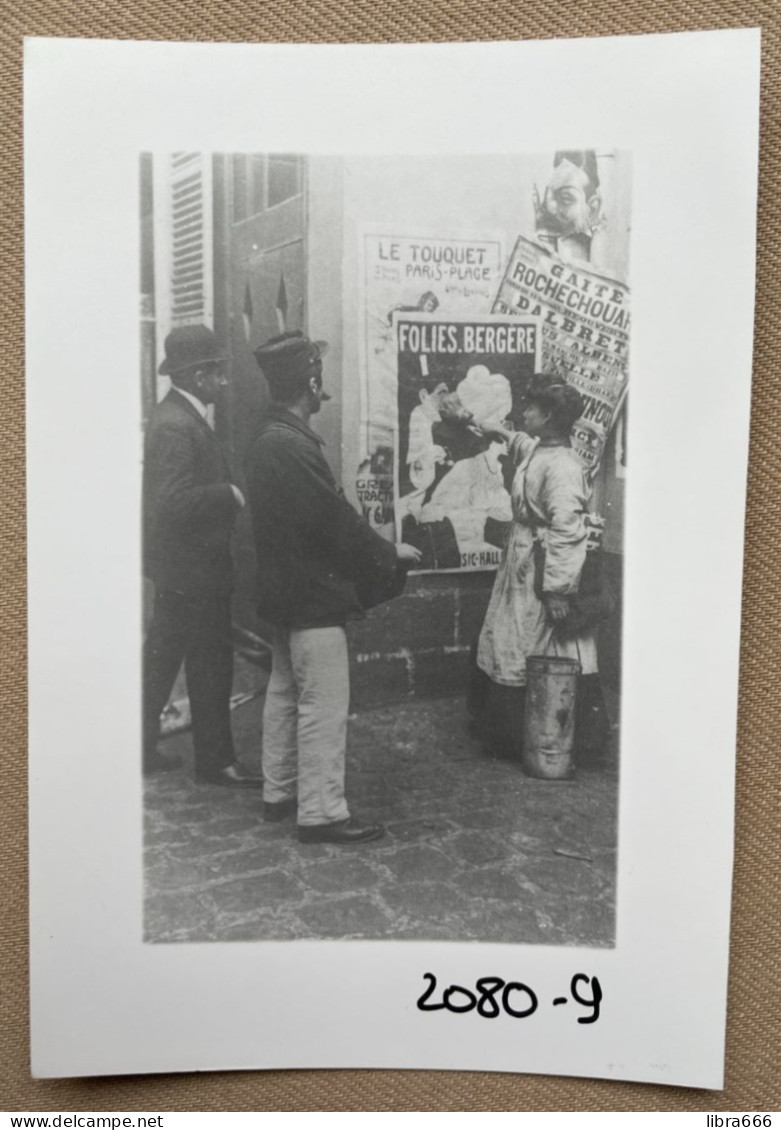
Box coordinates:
[152,153,214,388]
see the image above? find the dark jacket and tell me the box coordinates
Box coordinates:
[247,408,400,629]
[143,389,239,596]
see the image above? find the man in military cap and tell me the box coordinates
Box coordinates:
[247,331,421,844]
[143,324,261,787]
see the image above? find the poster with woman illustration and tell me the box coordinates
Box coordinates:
[357,233,505,538]
[394,313,540,570]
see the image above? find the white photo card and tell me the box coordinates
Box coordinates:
[25,29,760,1087]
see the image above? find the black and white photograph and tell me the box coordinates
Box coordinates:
[26,31,759,1085]
[140,150,629,946]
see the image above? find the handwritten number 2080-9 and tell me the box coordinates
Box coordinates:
[417,973,602,1024]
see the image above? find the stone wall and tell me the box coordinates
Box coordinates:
[347,553,623,710]
[347,571,492,708]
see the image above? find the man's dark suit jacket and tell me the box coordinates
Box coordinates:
[143,389,239,597]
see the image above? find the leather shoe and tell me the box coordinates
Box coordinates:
[298,818,385,845]
[197,762,263,788]
[143,751,182,775]
[264,797,297,822]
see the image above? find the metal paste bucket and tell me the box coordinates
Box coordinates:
[522,655,581,780]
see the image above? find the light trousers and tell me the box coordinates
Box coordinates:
[262,625,351,826]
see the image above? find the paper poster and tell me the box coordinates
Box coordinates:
[394,313,539,571]
[493,236,630,474]
[358,234,504,536]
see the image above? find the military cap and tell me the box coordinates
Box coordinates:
[158,324,228,376]
[253,331,331,399]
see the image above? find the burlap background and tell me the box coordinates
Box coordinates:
[2,1,778,1113]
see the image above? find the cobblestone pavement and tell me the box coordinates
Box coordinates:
[144,684,619,946]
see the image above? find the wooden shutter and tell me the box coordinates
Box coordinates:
[152,152,214,388]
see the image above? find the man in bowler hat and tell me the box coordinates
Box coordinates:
[247,331,421,843]
[142,324,261,786]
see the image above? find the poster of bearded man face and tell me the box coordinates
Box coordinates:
[534,150,605,260]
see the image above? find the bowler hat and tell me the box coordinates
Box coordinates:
[253,331,331,399]
[158,324,229,376]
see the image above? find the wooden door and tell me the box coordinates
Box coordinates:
[224,154,307,624]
